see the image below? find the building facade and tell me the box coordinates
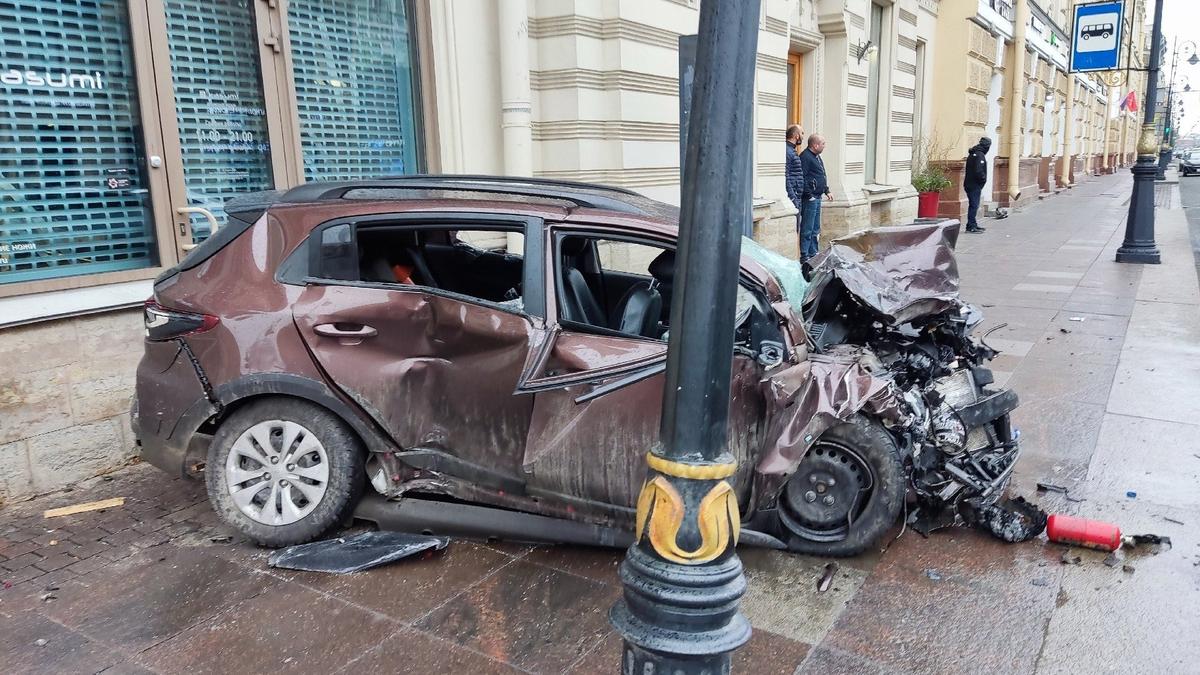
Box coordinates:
[926,0,1145,222]
[2,0,927,501]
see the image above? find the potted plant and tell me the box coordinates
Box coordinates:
[912,166,952,219]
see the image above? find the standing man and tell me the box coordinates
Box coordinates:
[799,134,831,263]
[963,136,992,233]
[785,125,806,259]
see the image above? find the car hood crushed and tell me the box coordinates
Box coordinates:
[757,221,1046,545]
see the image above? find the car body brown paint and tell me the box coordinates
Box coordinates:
[134,192,935,531]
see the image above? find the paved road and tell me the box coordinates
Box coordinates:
[3,172,1198,674]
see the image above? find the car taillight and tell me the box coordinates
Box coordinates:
[144,300,219,341]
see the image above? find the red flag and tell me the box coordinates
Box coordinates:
[1120,91,1139,113]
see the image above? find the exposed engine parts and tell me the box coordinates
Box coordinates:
[801,226,1046,546]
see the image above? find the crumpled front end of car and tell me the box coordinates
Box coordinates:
[756,221,1045,545]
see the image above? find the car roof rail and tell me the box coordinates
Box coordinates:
[277,174,649,215]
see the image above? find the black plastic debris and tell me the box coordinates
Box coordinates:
[969,496,1048,543]
[1124,533,1172,551]
[268,531,449,574]
[1036,482,1068,494]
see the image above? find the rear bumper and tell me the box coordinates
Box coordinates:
[131,395,213,478]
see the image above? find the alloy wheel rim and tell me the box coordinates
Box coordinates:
[225,420,330,526]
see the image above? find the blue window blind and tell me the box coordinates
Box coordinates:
[1,0,158,285]
[164,0,274,242]
[288,0,422,180]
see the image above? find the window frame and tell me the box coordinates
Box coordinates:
[301,211,546,319]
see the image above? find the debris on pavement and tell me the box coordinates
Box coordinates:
[1103,552,1122,568]
[817,562,838,593]
[209,535,233,544]
[1060,551,1083,565]
[43,497,125,518]
[1126,491,1137,499]
[1124,533,1172,551]
[1036,482,1069,494]
[1122,564,1136,574]
[1068,316,1086,322]
[1162,516,1185,525]
[924,569,943,581]
[267,531,448,574]
[1031,578,1050,587]
[1059,328,1072,334]
[34,639,48,647]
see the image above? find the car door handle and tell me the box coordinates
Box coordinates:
[314,323,378,339]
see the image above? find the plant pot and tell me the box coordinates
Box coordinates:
[917,191,940,218]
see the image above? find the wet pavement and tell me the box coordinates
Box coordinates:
[3,172,1198,674]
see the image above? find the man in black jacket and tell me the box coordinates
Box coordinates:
[785,125,806,258]
[798,134,831,262]
[963,136,991,233]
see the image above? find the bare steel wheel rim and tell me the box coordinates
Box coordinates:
[225,420,330,526]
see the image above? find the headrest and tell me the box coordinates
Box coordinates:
[648,249,676,282]
[560,237,591,258]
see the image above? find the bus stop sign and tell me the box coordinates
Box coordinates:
[1070,1,1123,72]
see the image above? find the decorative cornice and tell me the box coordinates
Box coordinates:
[846,133,866,146]
[847,11,865,30]
[891,111,914,124]
[893,85,916,99]
[845,161,865,174]
[758,162,785,176]
[764,16,789,37]
[897,35,917,51]
[891,136,913,147]
[847,103,866,118]
[760,92,787,108]
[758,127,786,141]
[532,120,679,142]
[757,53,788,74]
[535,166,680,188]
[899,8,918,26]
[848,73,868,88]
[531,68,677,96]
[897,60,917,76]
[528,15,680,50]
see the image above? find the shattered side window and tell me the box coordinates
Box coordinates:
[741,237,809,314]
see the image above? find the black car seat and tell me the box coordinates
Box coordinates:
[559,237,607,327]
[612,282,663,338]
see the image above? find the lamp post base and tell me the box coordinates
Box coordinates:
[611,544,751,674]
[1116,158,1162,265]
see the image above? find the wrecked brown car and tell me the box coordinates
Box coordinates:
[134,176,1035,557]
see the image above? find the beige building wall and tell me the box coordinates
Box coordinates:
[426,0,930,257]
[925,0,1136,218]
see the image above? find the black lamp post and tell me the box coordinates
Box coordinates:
[609,0,760,672]
[1116,0,1164,264]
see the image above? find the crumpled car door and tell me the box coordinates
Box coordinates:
[515,329,763,513]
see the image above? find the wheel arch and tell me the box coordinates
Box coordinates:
[177,373,397,473]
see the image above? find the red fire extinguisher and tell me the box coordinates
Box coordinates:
[1046,514,1122,552]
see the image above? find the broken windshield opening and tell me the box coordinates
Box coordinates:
[741,236,809,314]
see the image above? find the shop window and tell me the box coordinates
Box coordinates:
[164,0,275,241]
[289,0,423,180]
[1,0,158,285]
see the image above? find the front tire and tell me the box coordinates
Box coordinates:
[206,398,365,547]
[778,415,905,557]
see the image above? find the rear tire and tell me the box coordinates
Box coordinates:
[779,415,905,557]
[206,398,365,547]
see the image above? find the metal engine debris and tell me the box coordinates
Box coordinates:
[786,222,1045,544]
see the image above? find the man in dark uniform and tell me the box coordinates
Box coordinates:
[963,136,991,233]
[785,124,806,259]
